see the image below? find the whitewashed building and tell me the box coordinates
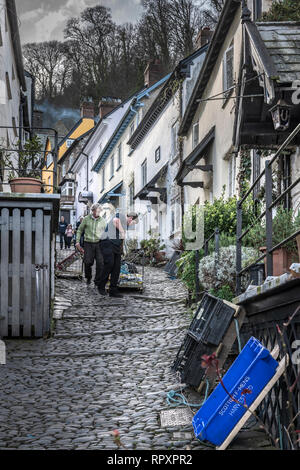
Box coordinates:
[0,0,33,191]
[71,97,130,220]
[91,61,170,235]
[127,44,208,256]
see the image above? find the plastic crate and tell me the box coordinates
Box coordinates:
[173,294,238,387]
[192,336,278,446]
[189,293,236,345]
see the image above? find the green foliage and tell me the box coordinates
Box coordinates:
[203,186,254,240]
[140,230,165,265]
[209,285,235,302]
[261,0,300,22]
[245,206,298,253]
[176,249,205,299]
[237,148,251,197]
[1,136,43,180]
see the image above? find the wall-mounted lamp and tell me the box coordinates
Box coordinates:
[269,99,292,131]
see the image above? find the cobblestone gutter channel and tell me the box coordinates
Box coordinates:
[0,267,273,450]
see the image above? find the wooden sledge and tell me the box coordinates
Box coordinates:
[216,345,289,450]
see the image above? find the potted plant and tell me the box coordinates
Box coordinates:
[2,136,44,193]
[246,206,298,276]
[140,230,166,264]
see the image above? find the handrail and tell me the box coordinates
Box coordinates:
[236,123,300,295]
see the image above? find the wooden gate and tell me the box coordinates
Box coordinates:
[0,194,60,338]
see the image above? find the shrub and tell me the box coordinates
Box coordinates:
[198,245,257,292]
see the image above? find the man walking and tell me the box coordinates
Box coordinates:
[75,203,106,287]
[58,215,68,250]
[98,211,138,298]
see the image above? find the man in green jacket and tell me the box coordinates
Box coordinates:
[76,203,106,287]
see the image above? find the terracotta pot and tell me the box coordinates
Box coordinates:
[259,246,296,276]
[155,251,166,262]
[9,177,43,194]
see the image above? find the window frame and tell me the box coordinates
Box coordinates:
[141,159,147,187]
[110,154,114,179]
[117,143,122,168]
[155,146,161,163]
[192,121,199,149]
[223,43,234,101]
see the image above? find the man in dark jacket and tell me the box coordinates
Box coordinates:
[58,216,68,250]
[98,211,138,298]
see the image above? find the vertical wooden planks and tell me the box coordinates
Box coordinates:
[11,209,21,337]
[43,214,51,335]
[34,209,44,337]
[0,208,9,337]
[23,209,32,337]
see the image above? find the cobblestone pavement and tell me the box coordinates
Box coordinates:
[0,266,274,450]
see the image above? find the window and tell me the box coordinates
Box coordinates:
[46,152,53,168]
[12,117,17,137]
[171,196,181,233]
[155,146,161,163]
[47,176,51,192]
[110,155,114,178]
[129,181,135,210]
[130,122,135,137]
[223,43,234,99]
[62,163,66,178]
[141,159,147,187]
[5,11,8,32]
[101,168,105,192]
[252,0,262,20]
[0,26,3,47]
[192,122,199,149]
[228,155,236,197]
[117,143,122,168]
[62,182,74,196]
[5,72,12,100]
[69,155,74,169]
[171,122,178,159]
[12,65,15,80]
[66,139,74,148]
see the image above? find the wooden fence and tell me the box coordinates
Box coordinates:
[0,194,60,338]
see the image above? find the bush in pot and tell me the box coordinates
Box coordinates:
[198,245,257,295]
[244,206,298,275]
[2,136,44,193]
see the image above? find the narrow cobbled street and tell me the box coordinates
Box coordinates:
[0,266,276,450]
[0,267,205,450]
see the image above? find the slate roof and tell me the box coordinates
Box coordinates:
[257,22,300,84]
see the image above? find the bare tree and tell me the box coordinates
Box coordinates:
[23,41,72,99]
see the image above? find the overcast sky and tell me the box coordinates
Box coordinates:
[16,0,143,44]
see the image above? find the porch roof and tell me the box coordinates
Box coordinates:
[256,22,300,84]
[175,126,215,184]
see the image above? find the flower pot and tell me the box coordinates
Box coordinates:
[9,177,43,194]
[259,246,296,276]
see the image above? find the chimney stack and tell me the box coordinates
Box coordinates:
[196,28,213,49]
[144,59,164,88]
[99,97,122,120]
[33,109,44,130]
[80,99,95,119]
